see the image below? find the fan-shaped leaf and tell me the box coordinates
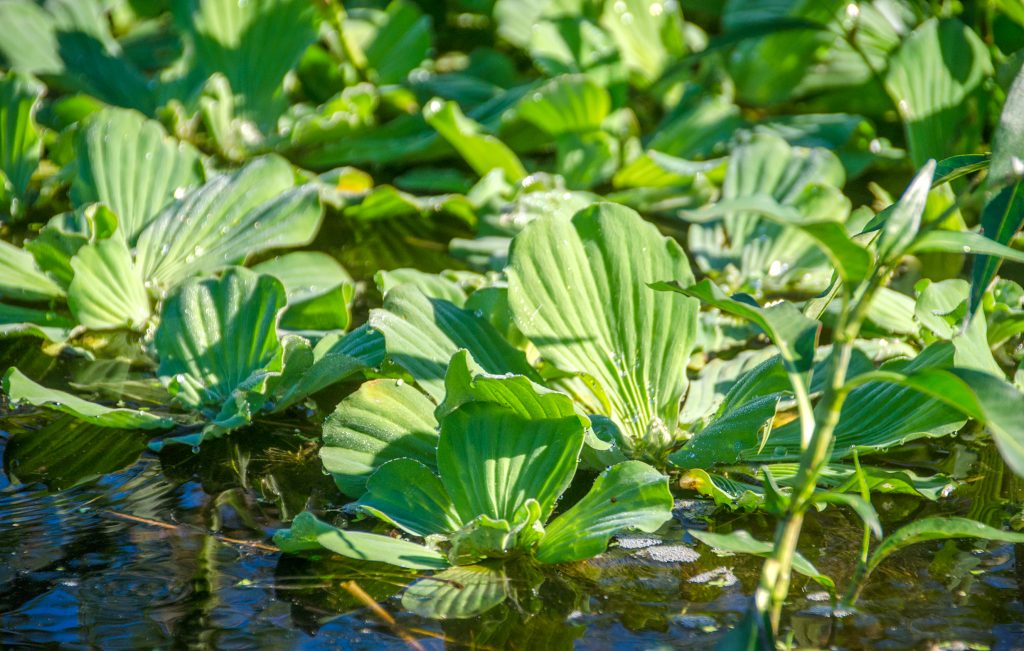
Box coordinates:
[517,75,610,135]
[154,267,285,417]
[0,239,64,301]
[402,564,509,619]
[355,459,462,537]
[369,284,536,402]
[135,155,323,291]
[437,402,586,524]
[254,251,354,332]
[71,108,204,242]
[537,461,673,563]
[508,202,698,460]
[68,235,151,331]
[320,378,439,498]
[0,71,43,212]
[884,18,991,165]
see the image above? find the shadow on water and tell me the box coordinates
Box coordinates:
[1,406,1024,649]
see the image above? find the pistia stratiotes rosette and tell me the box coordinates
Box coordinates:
[276,362,674,573]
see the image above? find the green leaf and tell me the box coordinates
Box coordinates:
[369,284,536,403]
[686,134,850,292]
[356,459,462,537]
[274,324,385,409]
[320,378,439,498]
[934,154,990,186]
[884,18,991,165]
[375,268,467,306]
[25,204,118,288]
[253,252,354,332]
[969,183,1024,314]
[811,492,882,539]
[949,368,1024,478]
[912,228,1024,264]
[684,194,871,285]
[402,565,509,619]
[866,517,1024,574]
[876,160,935,264]
[135,155,323,292]
[600,0,682,85]
[154,267,285,424]
[437,401,586,524]
[70,108,204,242]
[0,70,43,211]
[273,511,448,570]
[0,0,63,75]
[424,98,526,182]
[652,279,819,377]
[0,238,65,301]
[347,0,432,85]
[437,349,582,422]
[990,67,1024,187]
[689,529,835,594]
[67,235,151,331]
[174,0,318,130]
[508,203,699,459]
[0,303,76,342]
[670,396,779,469]
[3,368,173,430]
[536,461,673,563]
[517,75,611,135]
[746,343,964,462]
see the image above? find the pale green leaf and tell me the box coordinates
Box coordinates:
[0,70,43,210]
[437,401,586,523]
[154,267,285,416]
[253,251,354,332]
[0,238,65,301]
[424,98,526,182]
[273,511,448,570]
[356,459,462,537]
[536,461,673,563]
[402,565,509,619]
[320,378,439,498]
[876,160,935,264]
[68,235,151,331]
[369,284,536,402]
[508,202,698,459]
[3,367,173,430]
[135,155,323,291]
[71,108,204,242]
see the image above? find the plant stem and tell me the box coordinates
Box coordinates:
[756,272,885,633]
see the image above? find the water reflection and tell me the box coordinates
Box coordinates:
[1,415,1023,648]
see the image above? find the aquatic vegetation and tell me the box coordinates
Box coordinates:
[2,0,1024,648]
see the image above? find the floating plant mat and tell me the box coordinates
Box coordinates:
[2,0,1024,648]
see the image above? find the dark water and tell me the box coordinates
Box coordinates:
[2,377,1024,648]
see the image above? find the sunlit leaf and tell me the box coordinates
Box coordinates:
[273,511,449,570]
[424,98,526,182]
[320,378,439,498]
[3,368,173,429]
[689,529,834,593]
[135,155,323,292]
[68,235,151,331]
[0,70,43,213]
[154,267,285,431]
[537,461,673,563]
[402,564,509,619]
[508,203,699,460]
[70,108,204,242]
[356,458,462,537]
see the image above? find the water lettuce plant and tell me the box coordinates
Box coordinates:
[2,0,1024,647]
[277,366,673,608]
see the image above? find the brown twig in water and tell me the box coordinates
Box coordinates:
[340,580,427,651]
[104,510,279,553]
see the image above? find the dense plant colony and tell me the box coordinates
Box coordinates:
[2,0,1024,646]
